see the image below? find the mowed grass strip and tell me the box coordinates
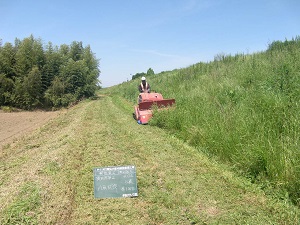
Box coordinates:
[0,95,299,224]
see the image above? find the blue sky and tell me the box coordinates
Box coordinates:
[1,0,299,87]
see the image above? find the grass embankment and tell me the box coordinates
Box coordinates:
[0,95,299,224]
[108,38,300,206]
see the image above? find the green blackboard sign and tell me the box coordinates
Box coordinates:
[93,165,138,198]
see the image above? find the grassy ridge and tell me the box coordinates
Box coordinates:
[1,96,299,224]
[105,37,300,206]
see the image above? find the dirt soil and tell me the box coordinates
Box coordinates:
[0,110,60,149]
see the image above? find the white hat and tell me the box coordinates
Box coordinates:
[141,76,146,81]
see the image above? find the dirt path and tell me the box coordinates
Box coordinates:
[0,110,60,149]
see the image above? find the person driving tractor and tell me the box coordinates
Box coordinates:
[138,76,151,93]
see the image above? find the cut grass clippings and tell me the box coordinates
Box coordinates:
[0,95,299,224]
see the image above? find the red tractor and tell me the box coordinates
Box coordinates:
[133,92,175,124]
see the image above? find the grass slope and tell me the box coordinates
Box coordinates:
[106,38,300,206]
[0,95,299,224]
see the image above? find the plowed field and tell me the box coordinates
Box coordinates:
[0,110,60,149]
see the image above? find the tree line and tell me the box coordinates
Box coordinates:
[0,35,100,109]
[131,68,154,80]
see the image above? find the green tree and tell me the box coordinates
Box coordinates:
[0,73,14,105]
[12,66,43,109]
[42,42,62,91]
[59,59,87,96]
[82,45,100,96]
[0,35,100,109]
[147,68,155,76]
[14,35,45,78]
[59,44,70,62]
[44,76,65,107]
[0,42,16,79]
[69,41,83,61]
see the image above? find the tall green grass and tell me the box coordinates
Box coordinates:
[106,37,300,206]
